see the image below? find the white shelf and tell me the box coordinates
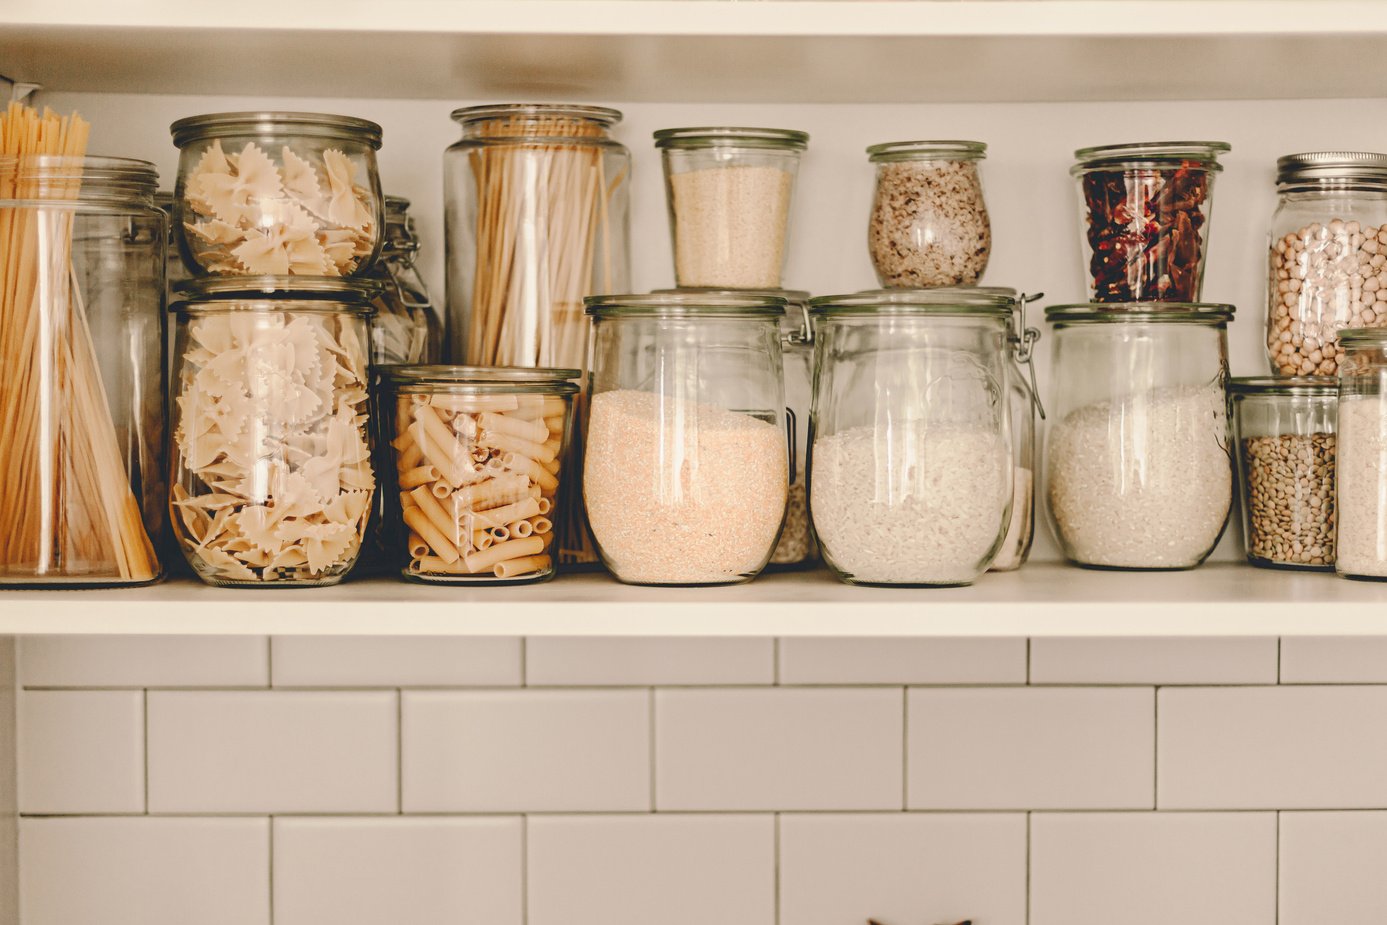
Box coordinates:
[0,562,1382,637]
[4,1,1387,103]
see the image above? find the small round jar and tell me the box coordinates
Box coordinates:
[1045,303,1234,570]
[1073,141,1230,303]
[170,111,384,278]
[867,140,990,288]
[377,366,579,584]
[1228,377,1337,571]
[655,127,808,290]
[808,289,1016,587]
[584,293,789,586]
[1267,152,1387,377]
[367,196,444,365]
[1335,328,1387,579]
[168,277,376,587]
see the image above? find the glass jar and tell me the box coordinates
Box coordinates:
[367,196,444,366]
[1228,377,1337,571]
[807,290,1016,586]
[1335,328,1387,579]
[655,127,808,290]
[0,154,165,586]
[1045,303,1234,569]
[154,191,189,298]
[867,141,990,288]
[584,293,789,585]
[990,290,1044,572]
[1073,142,1230,303]
[376,365,578,584]
[1266,153,1387,377]
[168,277,376,586]
[170,111,384,278]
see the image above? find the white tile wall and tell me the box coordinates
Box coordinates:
[1029,637,1279,685]
[655,687,902,810]
[908,687,1154,809]
[18,691,144,814]
[402,690,649,812]
[1279,811,1387,925]
[274,817,523,925]
[777,637,1026,685]
[271,636,522,687]
[526,637,773,686]
[528,815,775,925]
[19,636,267,688]
[1280,637,1387,683]
[1158,686,1387,809]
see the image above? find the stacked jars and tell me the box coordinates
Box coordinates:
[168,111,385,586]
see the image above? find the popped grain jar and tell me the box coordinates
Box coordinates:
[168,277,376,586]
[1228,377,1337,570]
[807,289,1017,586]
[1334,328,1387,579]
[867,141,990,288]
[1045,303,1234,569]
[1267,153,1387,376]
[367,196,444,365]
[584,293,789,585]
[377,366,578,583]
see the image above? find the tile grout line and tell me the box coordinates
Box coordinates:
[773,812,782,925]
[265,637,273,689]
[521,814,530,925]
[1274,810,1281,925]
[1277,636,1283,684]
[773,638,780,686]
[396,689,404,815]
[142,688,150,814]
[1026,637,1032,685]
[520,637,528,687]
[1025,811,1032,925]
[648,687,657,813]
[1152,685,1159,811]
[901,686,909,810]
[267,814,275,925]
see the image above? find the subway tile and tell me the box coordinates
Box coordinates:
[779,813,1026,925]
[147,691,396,813]
[402,690,648,812]
[778,637,1025,685]
[907,687,1153,810]
[1280,637,1387,683]
[655,688,902,810]
[19,817,269,925]
[1030,812,1277,925]
[1029,637,1278,685]
[18,635,267,688]
[1158,686,1387,809]
[271,636,521,687]
[274,817,522,925]
[1280,811,1387,925]
[528,815,773,925]
[525,637,773,686]
[19,691,144,814]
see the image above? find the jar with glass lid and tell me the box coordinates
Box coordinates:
[1334,328,1387,579]
[1267,152,1387,377]
[1228,377,1337,571]
[1045,303,1234,570]
[583,293,789,586]
[168,276,375,587]
[807,289,1020,586]
[366,196,444,366]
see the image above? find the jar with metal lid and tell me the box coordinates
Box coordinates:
[807,289,1019,586]
[1267,152,1387,376]
[1228,377,1337,570]
[170,111,384,278]
[1073,142,1230,303]
[1045,303,1233,570]
[168,276,376,586]
[367,196,444,366]
[1334,328,1387,579]
[584,293,789,585]
[0,154,166,586]
[656,127,808,290]
[867,141,990,288]
[377,365,578,583]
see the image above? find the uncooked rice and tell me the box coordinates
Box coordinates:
[670,165,792,288]
[1334,395,1387,577]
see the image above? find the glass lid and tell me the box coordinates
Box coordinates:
[1227,376,1338,397]
[1045,302,1235,323]
[585,293,787,317]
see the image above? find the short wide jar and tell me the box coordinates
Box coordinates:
[584,293,790,585]
[1045,303,1234,570]
[1335,328,1387,579]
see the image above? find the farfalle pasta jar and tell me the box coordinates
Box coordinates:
[168,277,376,587]
[170,112,384,278]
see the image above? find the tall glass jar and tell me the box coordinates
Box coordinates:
[807,290,1016,586]
[1045,303,1234,570]
[1073,142,1230,303]
[367,196,444,366]
[584,293,788,585]
[991,290,1044,572]
[0,155,166,586]
[1267,153,1387,377]
[1335,328,1387,579]
[168,277,375,586]
[655,127,808,290]
[867,141,990,288]
[1228,377,1337,570]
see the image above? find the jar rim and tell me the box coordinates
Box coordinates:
[1338,327,1387,349]
[1070,141,1230,173]
[649,287,811,305]
[170,112,383,149]
[866,140,986,162]
[378,364,581,393]
[1276,152,1387,186]
[0,154,159,205]
[1227,376,1338,397]
[171,275,380,310]
[585,293,787,317]
[1045,302,1235,323]
[654,126,808,151]
[810,287,1017,317]
[451,103,623,128]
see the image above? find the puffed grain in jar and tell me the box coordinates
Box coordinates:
[1335,328,1387,579]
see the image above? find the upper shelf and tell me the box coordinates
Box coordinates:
[5,1,1387,104]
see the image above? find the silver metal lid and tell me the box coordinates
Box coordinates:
[654,127,808,151]
[1227,376,1338,397]
[170,112,383,149]
[1276,152,1387,186]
